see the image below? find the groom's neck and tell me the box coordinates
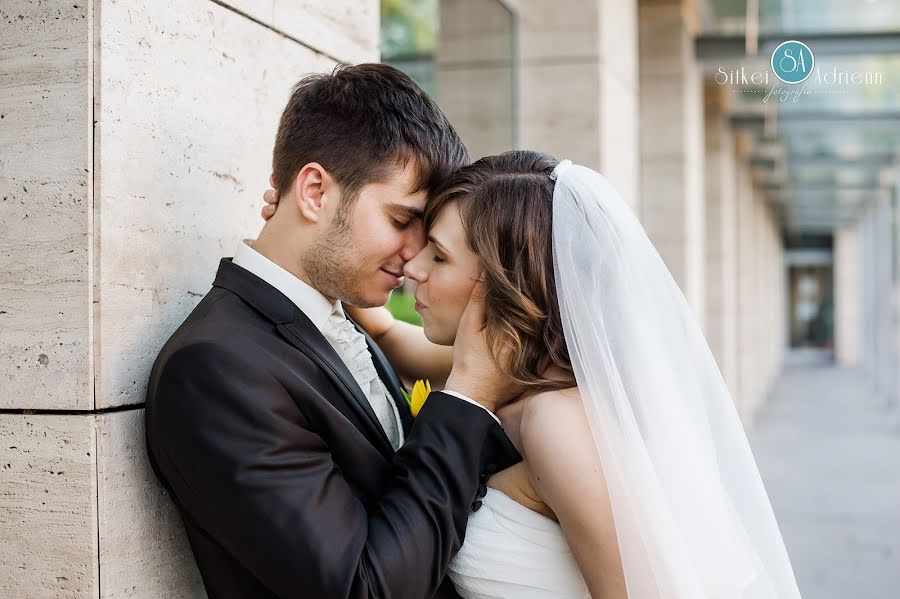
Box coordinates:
[252,221,317,290]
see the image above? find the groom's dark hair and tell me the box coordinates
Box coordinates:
[272,63,468,203]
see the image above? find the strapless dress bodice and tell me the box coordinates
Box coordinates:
[447,488,589,598]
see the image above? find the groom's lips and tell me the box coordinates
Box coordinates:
[414,296,426,312]
[380,268,404,288]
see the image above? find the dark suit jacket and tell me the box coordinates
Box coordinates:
[145,258,520,599]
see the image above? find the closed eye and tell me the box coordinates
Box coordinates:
[392,218,412,230]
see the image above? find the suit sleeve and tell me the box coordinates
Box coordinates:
[146,342,519,599]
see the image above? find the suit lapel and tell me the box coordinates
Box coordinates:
[212,259,394,457]
[278,319,395,456]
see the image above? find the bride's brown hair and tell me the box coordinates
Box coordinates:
[425,150,574,393]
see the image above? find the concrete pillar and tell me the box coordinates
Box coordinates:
[835,224,861,367]
[856,190,898,401]
[749,185,767,416]
[860,200,878,382]
[734,160,758,422]
[703,82,738,394]
[729,158,787,426]
[513,0,639,206]
[872,190,897,400]
[639,0,705,318]
[437,0,517,158]
[762,200,783,398]
[893,189,900,406]
[0,1,377,596]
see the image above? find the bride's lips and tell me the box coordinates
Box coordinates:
[414,296,427,312]
[380,268,404,288]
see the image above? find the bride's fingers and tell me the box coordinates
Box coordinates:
[458,281,487,334]
[263,188,279,205]
[260,203,277,221]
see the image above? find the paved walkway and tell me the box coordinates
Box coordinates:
[749,366,900,599]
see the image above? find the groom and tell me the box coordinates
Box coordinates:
[145,64,520,599]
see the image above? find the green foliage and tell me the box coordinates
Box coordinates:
[387,290,423,326]
[381,0,438,60]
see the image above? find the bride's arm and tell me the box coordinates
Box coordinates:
[346,305,452,389]
[521,390,627,599]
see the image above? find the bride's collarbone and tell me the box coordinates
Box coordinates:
[486,461,558,522]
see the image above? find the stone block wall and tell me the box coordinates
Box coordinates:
[0,1,377,595]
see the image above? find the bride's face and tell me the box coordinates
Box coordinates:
[403,203,481,346]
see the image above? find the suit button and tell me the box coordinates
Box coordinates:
[480,472,490,483]
[472,500,483,512]
[476,483,487,499]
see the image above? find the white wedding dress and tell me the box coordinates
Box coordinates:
[448,159,801,599]
[447,488,589,598]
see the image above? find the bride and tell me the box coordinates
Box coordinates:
[264,150,802,598]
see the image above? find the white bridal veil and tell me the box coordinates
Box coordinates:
[550,160,801,598]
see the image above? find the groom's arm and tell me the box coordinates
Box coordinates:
[147,342,519,599]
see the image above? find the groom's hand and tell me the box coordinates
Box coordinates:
[261,174,279,221]
[444,282,522,413]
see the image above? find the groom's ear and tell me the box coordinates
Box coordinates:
[294,163,330,224]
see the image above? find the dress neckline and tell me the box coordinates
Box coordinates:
[484,487,560,529]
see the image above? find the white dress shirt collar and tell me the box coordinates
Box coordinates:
[232,240,344,333]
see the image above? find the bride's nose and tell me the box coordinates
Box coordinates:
[403,253,428,283]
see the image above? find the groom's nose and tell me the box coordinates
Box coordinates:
[399,242,421,263]
[400,224,427,261]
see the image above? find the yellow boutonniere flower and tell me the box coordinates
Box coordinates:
[401,379,431,417]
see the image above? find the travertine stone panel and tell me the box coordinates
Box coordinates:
[735,166,759,422]
[639,76,686,158]
[443,0,639,210]
[95,0,335,408]
[438,0,515,65]
[518,0,600,62]
[97,410,205,598]
[640,157,692,285]
[835,225,861,367]
[0,0,92,409]
[0,414,98,597]
[218,0,378,63]
[638,0,691,78]
[520,62,601,169]
[639,0,705,314]
[436,0,517,158]
[599,69,639,207]
[598,0,638,88]
[438,66,515,159]
[703,102,738,394]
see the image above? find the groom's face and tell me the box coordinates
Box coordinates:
[304,161,428,308]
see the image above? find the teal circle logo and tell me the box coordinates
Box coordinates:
[771,40,814,84]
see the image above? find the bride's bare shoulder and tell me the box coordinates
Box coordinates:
[519,386,590,455]
[517,386,609,518]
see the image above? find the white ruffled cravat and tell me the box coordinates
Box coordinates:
[322,311,403,450]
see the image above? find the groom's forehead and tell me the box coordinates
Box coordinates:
[361,172,427,211]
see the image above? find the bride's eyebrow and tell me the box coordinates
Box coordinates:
[427,234,450,255]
